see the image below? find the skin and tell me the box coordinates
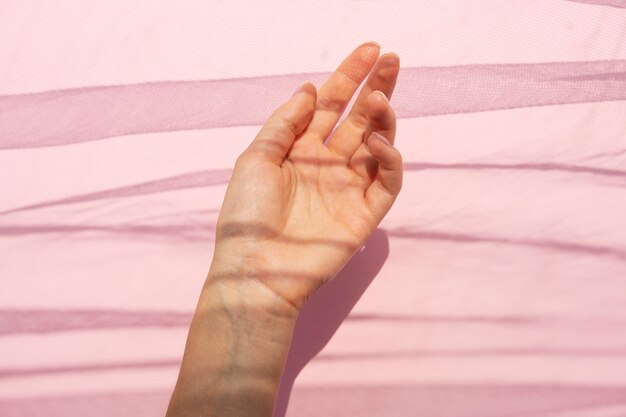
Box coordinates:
[166,41,402,417]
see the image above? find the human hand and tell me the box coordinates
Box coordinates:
[208,41,402,312]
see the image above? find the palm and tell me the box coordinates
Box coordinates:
[211,42,402,310]
[282,139,375,246]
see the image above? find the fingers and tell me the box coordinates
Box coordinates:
[327,52,400,160]
[303,41,380,144]
[364,132,403,221]
[348,90,397,181]
[364,90,397,146]
[242,82,317,165]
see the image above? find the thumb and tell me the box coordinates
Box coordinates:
[244,82,317,165]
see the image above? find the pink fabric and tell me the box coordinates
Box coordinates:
[1,1,626,415]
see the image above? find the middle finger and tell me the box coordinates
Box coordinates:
[301,41,380,144]
[326,52,400,160]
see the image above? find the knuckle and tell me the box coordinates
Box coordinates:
[316,94,346,114]
[372,102,395,120]
[235,151,254,167]
[377,64,399,83]
[280,117,300,137]
[348,110,369,129]
[395,148,403,163]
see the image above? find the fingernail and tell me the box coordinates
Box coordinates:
[368,131,391,146]
[381,52,400,67]
[375,90,389,103]
[361,40,381,50]
[292,82,310,97]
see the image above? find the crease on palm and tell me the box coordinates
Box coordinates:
[279,142,376,246]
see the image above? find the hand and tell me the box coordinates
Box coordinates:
[208,41,402,312]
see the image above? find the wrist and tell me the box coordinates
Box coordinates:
[167,269,299,416]
[167,264,297,417]
[205,257,302,320]
[201,263,301,348]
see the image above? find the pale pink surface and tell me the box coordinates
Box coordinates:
[1,1,626,416]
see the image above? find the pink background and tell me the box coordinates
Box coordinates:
[2,1,626,415]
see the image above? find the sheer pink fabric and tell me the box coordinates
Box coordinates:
[1,1,626,416]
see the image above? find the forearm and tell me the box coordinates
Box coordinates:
[166,268,300,417]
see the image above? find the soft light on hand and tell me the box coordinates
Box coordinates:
[209,41,403,311]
